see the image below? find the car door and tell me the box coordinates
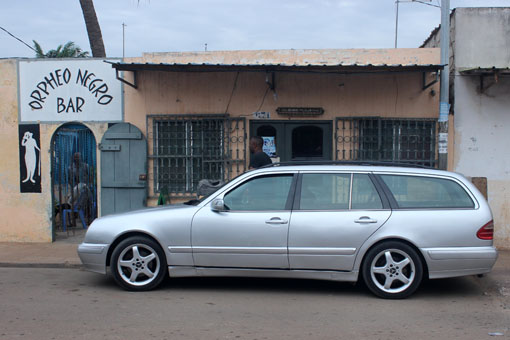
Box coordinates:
[288,172,391,271]
[191,173,296,269]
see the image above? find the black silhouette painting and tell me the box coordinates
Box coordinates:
[19,124,41,193]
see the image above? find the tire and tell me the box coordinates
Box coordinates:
[110,236,167,291]
[362,241,423,299]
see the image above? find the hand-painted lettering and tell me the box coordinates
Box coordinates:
[57,97,86,113]
[29,101,43,109]
[62,68,71,84]
[36,81,49,96]
[44,73,58,90]
[97,95,112,105]
[30,90,46,103]
[28,67,114,111]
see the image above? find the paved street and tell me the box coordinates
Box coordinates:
[0,267,508,340]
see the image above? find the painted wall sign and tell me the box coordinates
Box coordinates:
[276,107,324,117]
[19,59,122,122]
[19,124,41,193]
[253,111,270,119]
[262,136,276,157]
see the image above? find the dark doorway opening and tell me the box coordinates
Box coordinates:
[51,124,97,239]
[292,125,324,159]
[250,121,332,162]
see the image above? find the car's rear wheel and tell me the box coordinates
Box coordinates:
[111,236,167,291]
[362,241,423,299]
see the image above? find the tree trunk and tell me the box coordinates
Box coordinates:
[79,0,106,57]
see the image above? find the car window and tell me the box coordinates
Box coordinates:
[380,174,474,209]
[352,174,383,209]
[300,173,350,210]
[223,174,293,211]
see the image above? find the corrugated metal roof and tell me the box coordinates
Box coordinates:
[459,67,510,75]
[113,48,442,72]
[110,61,442,73]
[133,48,440,66]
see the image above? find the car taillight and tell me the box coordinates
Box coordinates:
[477,220,494,240]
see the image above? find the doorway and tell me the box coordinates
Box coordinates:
[51,124,97,238]
[100,123,147,216]
[250,121,332,162]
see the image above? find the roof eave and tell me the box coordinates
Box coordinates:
[110,62,443,73]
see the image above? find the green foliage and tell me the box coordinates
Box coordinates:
[32,40,89,58]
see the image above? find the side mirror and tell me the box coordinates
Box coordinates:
[211,198,226,212]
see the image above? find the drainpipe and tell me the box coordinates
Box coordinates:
[438,0,450,170]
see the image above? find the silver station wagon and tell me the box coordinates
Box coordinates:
[78,164,498,298]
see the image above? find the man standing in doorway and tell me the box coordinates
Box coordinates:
[249,136,272,169]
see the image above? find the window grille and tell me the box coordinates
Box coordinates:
[147,115,246,196]
[335,118,436,167]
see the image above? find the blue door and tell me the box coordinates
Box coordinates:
[100,123,147,216]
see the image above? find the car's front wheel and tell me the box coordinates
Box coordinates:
[111,236,167,291]
[362,241,423,299]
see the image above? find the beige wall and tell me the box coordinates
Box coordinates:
[125,70,439,131]
[0,59,51,242]
[0,55,440,242]
[123,68,440,204]
[0,59,108,242]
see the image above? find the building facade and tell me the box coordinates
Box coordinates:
[423,7,510,248]
[0,48,441,242]
[119,49,441,205]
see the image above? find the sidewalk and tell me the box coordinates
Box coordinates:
[0,229,85,268]
[0,240,508,292]
[0,242,81,268]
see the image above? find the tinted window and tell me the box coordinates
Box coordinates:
[380,175,474,209]
[223,175,293,211]
[352,174,383,209]
[300,174,350,210]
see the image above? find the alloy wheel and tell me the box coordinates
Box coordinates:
[370,248,416,294]
[116,243,161,287]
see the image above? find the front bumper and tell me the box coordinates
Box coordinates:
[77,243,109,274]
[421,246,498,279]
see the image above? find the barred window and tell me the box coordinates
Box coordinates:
[336,118,436,167]
[148,115,246,196]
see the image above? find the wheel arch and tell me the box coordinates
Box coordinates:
[106,231,166,267]
[359,238,429,280]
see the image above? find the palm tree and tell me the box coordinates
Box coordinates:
[32,41,89,58]
[79,0,106,57]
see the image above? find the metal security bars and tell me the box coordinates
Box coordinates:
[147,115,246,197]
[51,124,97,232]
[335,118,436,167]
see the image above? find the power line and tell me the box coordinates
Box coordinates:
[413,0,441,8]
[0,26,37,53]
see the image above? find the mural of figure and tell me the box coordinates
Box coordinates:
[21,131,40,183]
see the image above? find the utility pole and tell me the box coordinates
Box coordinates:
[395,1,440,49]
[122,23,126,59]
[438,0,450,170]
[395,0,400,48]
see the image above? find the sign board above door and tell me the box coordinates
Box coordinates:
[276,107,324,117]
[19,59,122,123]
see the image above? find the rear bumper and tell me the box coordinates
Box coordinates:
[77,243,109,274]
[421,246,498,279]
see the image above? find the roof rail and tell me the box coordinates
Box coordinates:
[259,160,436,169]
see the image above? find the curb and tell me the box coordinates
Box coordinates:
[0,262,83,269]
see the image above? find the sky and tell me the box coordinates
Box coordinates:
[1,0,510,58]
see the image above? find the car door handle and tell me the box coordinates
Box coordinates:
[354,217,378,224]
[265,217,288,225]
